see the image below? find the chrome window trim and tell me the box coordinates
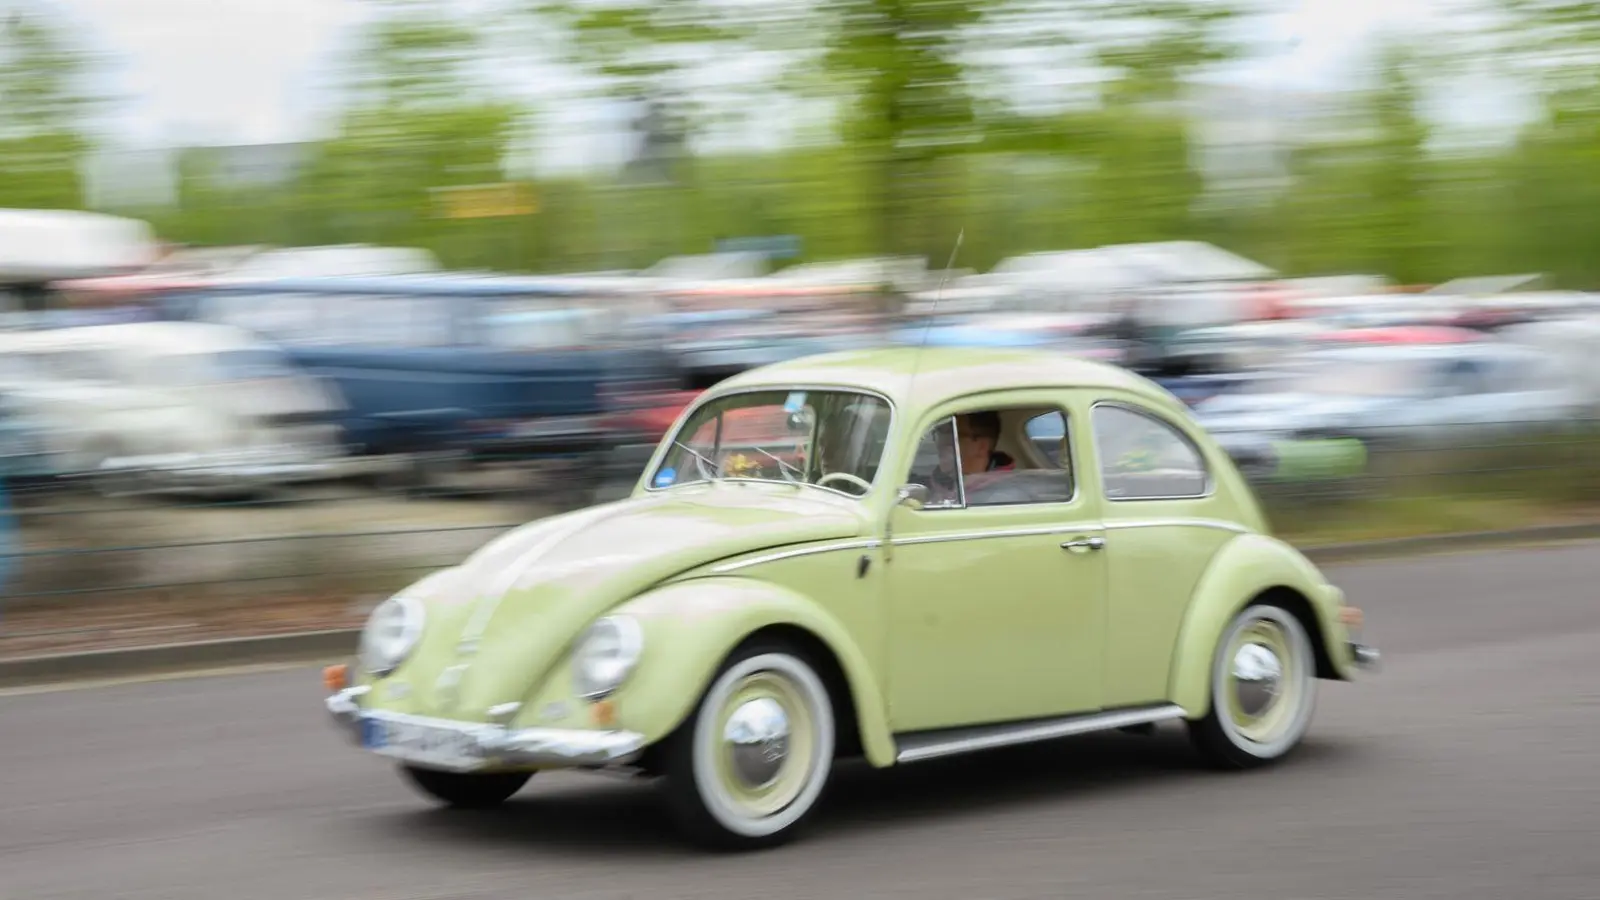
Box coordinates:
[912,404,1080,513]
[644,384,898,502]
[1089,399,1216,502]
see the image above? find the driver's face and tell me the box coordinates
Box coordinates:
[935,418,991,475]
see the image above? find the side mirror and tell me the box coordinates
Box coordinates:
[895,483,927,510]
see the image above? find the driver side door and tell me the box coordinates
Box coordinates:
[884,393,1107,733]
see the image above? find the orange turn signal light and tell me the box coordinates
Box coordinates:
[592,699,616,727]
[1338,606,1364,629]
[323,664,349,693]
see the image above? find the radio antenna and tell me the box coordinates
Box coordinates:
[885,228,964,552]
[904,228,965,397]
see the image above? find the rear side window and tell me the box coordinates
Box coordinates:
[1091,403,1209,500]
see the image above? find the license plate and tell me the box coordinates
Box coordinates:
[361,716,482,768]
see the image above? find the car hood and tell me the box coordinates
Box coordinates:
[389,484,869,717]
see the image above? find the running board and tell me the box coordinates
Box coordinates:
[893,704,1188,765]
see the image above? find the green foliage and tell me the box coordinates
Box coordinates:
[0,5,96,209]
[14,0,1600,291]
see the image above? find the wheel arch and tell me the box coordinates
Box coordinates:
[1168,533,1353,718]
[611,577,897,768]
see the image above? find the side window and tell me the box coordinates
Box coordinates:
[904,408,1076,510]
[906,417,963,509]
[1092,404,1209,501]
[1024,411,1068,467]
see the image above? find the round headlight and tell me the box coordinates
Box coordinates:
[360,595,425,676]
[571,615,643,700]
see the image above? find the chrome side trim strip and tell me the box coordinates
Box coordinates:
[893,704,1187,764]
[889,522,1104,546]
[1105,517,1250,534]
[711,518,1250,568]
[711,539,882,573]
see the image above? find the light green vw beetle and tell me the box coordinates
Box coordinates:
[324,347,1378,849]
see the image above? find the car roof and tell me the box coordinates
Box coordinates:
[716,346,1172,412]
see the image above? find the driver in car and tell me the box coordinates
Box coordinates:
[927,411,1015,505]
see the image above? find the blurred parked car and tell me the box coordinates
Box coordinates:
[0,322,346,497]
[1499,316,1600,416]
[0,389,63,486]
[1190,342,1588,474]
[142,273,680,502]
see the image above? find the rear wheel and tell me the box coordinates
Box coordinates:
[660,646,836,851]
[399,765,532,809]
[1188,604,1317,769]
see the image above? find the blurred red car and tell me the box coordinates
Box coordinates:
[1317,325,1482,345]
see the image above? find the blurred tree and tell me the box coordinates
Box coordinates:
[1490,0,1600,287]
[163,0,528,269]
[533,0,1240,261]
[302,0,522,258]
[0,2,98,209]
[1275,41,1437,283]
[1494,0,1600,93]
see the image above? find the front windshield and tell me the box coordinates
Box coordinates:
[1258,353,1430,398]
[651,389,892,498]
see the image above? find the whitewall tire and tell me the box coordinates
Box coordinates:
[1189,604,1318,769]
[661,646,836,850]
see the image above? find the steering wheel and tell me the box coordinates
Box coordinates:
[817,472,872,495]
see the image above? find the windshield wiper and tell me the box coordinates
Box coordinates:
[671,440,721,482]
[750,446,805,483]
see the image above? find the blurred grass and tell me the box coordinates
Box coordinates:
[1265,425,1600,545]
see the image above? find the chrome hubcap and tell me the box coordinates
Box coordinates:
[1231,642,1283,718]
[723,697,791,789]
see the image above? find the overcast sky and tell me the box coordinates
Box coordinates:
[51,0,1526,172]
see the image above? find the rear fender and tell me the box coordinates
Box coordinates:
[1167,533,1355,718]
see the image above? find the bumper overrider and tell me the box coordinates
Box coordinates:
[1338,605,1381,672]
[326,685,647,772]
[1350,641,1381,669]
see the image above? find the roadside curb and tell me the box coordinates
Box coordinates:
[0,629,360,689]
[3,523,1598,687]
[1301,521,1600,564]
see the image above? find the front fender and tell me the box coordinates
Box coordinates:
[517,576,897,768]
[1167,533,1355,719]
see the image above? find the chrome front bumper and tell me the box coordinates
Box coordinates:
[326,686,646,772]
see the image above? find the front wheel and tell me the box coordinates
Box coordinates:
[660,647,837,851]
[400,765,533,809]
[1188,603,1318,769]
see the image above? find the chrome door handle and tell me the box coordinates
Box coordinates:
[1061,536,1105,552]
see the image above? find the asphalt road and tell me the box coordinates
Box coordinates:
[3,542,1599,900]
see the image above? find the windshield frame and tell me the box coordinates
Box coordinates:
[645,384,899,501]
